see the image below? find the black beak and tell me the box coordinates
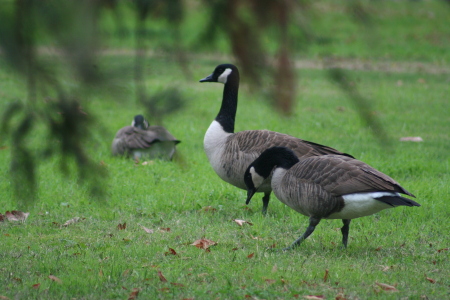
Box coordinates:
[199,73,214,83]
[246,188,256,205]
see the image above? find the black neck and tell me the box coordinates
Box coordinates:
[215,74,239,133]
[255,147,300,178]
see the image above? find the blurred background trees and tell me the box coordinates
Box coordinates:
[0,0,448,204]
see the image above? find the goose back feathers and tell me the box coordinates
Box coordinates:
[200,64,353,214]
[244,147,420,249]
[112,115,180,160]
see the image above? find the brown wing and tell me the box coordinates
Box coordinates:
[289,155,415,197]
[112,126,159,155]
[236,130,353,158]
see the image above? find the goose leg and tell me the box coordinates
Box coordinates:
[283,217,321,251]
[261,192,271,215]
[341,219,351,248]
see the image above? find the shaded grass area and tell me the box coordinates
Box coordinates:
[96,0,450,64]
[0,55,449,299]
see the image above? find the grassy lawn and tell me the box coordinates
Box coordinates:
[1,1,449,299]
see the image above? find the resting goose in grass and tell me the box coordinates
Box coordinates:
[112,115,180,161]
[244,146,420,250]
[199,63,354,214]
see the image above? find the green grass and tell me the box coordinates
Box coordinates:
[1,1,450,299]
[1,57,449,299]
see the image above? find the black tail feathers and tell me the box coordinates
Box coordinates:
[376,195,421,207]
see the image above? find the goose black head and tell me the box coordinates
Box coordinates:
[244,147,300,205]
[132,115,149,130]
[199,64,239,84]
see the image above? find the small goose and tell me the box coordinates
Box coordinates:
[112,115,180,160]
[199,63,354,214]
[244,146,420,250]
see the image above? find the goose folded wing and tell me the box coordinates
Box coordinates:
[124,127,159,149]
[236,130,353,158]
[292,155,415,198]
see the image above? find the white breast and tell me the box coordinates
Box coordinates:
[204,120,232,179]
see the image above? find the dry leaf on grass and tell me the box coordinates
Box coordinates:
[247,253,254,259]
[233,219,253,226]
[62,217,82,227]
[117,222,127,230]
[400,137,423,142]
[128,288,140,300]
[375,282,398,292]
[323,269,329,282]
[191,238,217,250]
[4,211,30,222]
[140,225,154,234]
[158,270,168,282]
[303,295,325,299]
[200,206,217,212]
[32,283,41,289]
[48,275,62,283]
[0,214,4,222]
[425,276,436,284]
[165,248,177,256]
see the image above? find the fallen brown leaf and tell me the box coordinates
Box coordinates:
[48,275,62,283]
[165,248,177,256]
[32,283,41,289]
[191,238,217,250]
[62,217,82,227]
[375,282,398,292]
[247,253,254,259]
[323,269,329,282]
[171,282,184,287]
[5,211,30,222]
[437,248,449,253]
[159,227,171,232]
[0,214,4,222]
[233,219,253,226]
[158,271,167,282]
[335,293,347,300]
[128,288,140,300]
[200,206,217,212]
[117,222,127,230]
[425,276,436,284]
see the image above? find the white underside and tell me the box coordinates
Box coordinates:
[327,192,397,219]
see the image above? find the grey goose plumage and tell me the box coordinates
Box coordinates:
[199,64,354,214]
[112,115,180,160]
[244,147,420,250]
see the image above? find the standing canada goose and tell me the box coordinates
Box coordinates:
[199,63,354,214]
[112,115,180,160]
[244,146,420,250]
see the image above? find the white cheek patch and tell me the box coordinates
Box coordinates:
[218,68,232,84]
[250,167,264,189]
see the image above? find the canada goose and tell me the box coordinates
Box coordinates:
[199,63,354,214]
[244,146,420,250]
[112,115,180,160]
